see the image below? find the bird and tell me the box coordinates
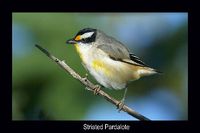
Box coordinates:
[66,28,161,109]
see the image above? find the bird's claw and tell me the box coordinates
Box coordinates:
[93,85,101,95]
[117,99,125,112]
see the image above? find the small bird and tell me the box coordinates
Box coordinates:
[66,28,161,109]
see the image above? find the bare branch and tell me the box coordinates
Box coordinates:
[35,44,151,121]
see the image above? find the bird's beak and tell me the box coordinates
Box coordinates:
[66,39,77,44]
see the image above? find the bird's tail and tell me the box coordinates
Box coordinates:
[138,67,163,77]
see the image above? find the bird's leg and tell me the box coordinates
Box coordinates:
[81,62,89,81]
[117,87,128,112]
[93,85,101,95]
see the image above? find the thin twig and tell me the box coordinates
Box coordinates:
[35,44,151,121]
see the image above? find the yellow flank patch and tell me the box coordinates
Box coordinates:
[75,35,81,41]
[92,59,110,76]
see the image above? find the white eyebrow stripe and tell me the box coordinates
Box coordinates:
[81,32,94,39]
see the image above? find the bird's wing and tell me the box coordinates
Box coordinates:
[96,42,130,60]
[96,40,148,67]
[128,53,148,67]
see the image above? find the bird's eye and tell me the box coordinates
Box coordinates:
[81,38,87,42]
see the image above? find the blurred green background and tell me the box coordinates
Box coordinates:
[12,13,188,120]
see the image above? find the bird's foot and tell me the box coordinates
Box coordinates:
[93,85,101,95]
[117,99,125,112]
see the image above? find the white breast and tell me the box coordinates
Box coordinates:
[76,43,128,90]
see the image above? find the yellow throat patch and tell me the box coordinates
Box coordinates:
[74,44,84,61]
